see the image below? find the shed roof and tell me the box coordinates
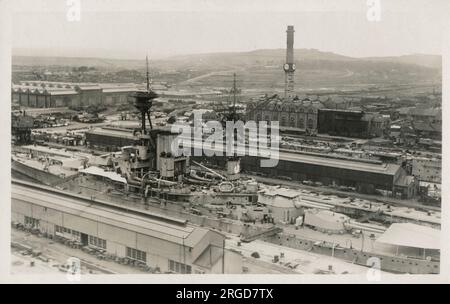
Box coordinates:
[193,245,223,268]
[376,223,440,250]
[80,166,127,184]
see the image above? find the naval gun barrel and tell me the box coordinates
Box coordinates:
[191,160,227,180]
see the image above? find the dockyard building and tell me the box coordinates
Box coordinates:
[12,81,140,108]
[12,181,243,274]
[246,96,324,134]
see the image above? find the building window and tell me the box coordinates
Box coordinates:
[290,117,296,127]
[24,216,39,228]
[169,259,192,274]
[55,225,81,239]
[89,235,107,249]
[126,247,147,263]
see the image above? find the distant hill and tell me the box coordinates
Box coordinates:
[13,48,441,70]
[155,49,441,70]
[151,49,441,89]
[12,49,441,90]
[12,55,144,69]
[363,54,442,69]
[158,48,354,67]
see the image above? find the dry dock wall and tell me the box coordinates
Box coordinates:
[262,233,439,274]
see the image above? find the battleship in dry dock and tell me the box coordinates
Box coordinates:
[10,55,441,275]
[11,62,259,209]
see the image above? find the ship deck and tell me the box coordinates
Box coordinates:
[12,154,79,178]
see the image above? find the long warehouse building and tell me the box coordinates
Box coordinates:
[241,151,415,196]
[11,180,242,274]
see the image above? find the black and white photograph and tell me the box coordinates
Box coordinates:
[1,0,449,286]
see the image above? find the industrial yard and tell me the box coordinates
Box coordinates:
[8,2,443,280]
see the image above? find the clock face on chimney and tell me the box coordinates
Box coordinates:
[292,64,296,71]
[283,63,290,71]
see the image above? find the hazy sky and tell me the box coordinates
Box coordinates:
[10,0,448,59]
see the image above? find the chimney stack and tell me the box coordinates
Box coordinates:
[286,25,294,65]
[283,25,296,99]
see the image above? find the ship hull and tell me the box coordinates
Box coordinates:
[11,159,66,186]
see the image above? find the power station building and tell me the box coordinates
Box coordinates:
[12,181,242,274]
[246,96,324,133]
[245,25,323,134]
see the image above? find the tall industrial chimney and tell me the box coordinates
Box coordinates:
[283,25,295,98]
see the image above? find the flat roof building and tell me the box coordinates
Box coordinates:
[12,181,242,274]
